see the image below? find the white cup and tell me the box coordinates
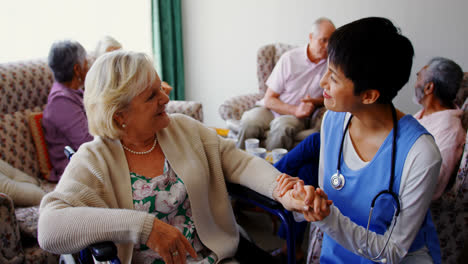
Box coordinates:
[249,147,267,159]
[245,138,259,151]
[272,148,288,163]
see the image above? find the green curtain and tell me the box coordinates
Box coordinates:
[151,0,185,100]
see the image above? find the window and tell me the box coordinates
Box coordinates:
[0,0,152,63]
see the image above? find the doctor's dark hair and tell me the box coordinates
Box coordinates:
[327,17,414,103]
[48,40,87,83]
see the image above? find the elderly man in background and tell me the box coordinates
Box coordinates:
[237,17,335,150]
[413,57,466,200]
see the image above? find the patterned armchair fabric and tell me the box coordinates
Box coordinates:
[218,43,295,121]
[431,132,468,264]
[0,193,24,264]
[166,100,203,122]
[430,88,468,263]
[0,106,45,178]
[0,59,53,115]
[0,59,61,263]
[0,193,58,264]
[456,73,468,130]
[454,73,468,109]
[0,58,203,263]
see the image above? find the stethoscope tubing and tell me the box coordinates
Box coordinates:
[334,104,401,262]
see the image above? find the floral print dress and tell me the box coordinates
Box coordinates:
[131,160,217,264]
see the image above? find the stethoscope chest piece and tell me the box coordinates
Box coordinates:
[331,171,345,190]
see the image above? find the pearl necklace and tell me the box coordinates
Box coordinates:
[122,137,158,155]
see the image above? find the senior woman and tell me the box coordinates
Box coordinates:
[94,35,123,58]
[42,40,93,182]
[38,50,305,264]
[93,36,172,96]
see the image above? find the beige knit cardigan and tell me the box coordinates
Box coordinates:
[38,114,280,263]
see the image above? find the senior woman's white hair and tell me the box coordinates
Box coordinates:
[84,50,157,139]
[94,35,123,58]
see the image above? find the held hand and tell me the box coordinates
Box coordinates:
[294,101,314,118]
[292,181,314,204]
[274,174,308,211]
[276,174,304,197]
[301,95,316,104]
[301,186,332,222]
[146,218,197,264]
[279,189,310,212]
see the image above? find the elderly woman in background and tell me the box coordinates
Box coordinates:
[42,40,93,182]
[93,36,173,95]
[38,50,305,264]
[94,35,123,58]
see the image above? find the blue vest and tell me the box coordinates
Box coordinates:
[320,111,441,264]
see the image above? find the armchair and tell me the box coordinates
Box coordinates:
[430,130,468,264]
[430,73,468,263]
[218,43,295,136]
[0,193,58,264]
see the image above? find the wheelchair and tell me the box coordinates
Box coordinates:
[61,146,297,264]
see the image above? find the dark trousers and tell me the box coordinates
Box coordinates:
[235,235,280,264]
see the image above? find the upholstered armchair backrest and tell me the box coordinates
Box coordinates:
[454,73,468,109]
[0,59,53,115]
[430,130,468,262]
[450,73,468,210]
[431,72,468,262]
[257,43,296,94]
[455,73,468,130]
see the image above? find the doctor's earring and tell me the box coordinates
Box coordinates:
[122,123,127,128]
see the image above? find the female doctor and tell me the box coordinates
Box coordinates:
[280,17,442,263]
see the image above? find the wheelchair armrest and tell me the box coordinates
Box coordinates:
[226,182,283,210]
[227,182,298,264]
[88,241,119,262]
[64,146,75,160]
[80,241,120,263]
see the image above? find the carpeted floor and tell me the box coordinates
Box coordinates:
[235,206,309,262]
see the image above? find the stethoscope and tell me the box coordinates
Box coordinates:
[331,104,401,263]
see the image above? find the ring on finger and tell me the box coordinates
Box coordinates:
[172,251,179,257]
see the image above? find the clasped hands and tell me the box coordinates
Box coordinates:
[294,95,316,118]
[275,174,332,222]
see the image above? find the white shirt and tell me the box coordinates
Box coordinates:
[414,109,466,200]
[257,45,327,117]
